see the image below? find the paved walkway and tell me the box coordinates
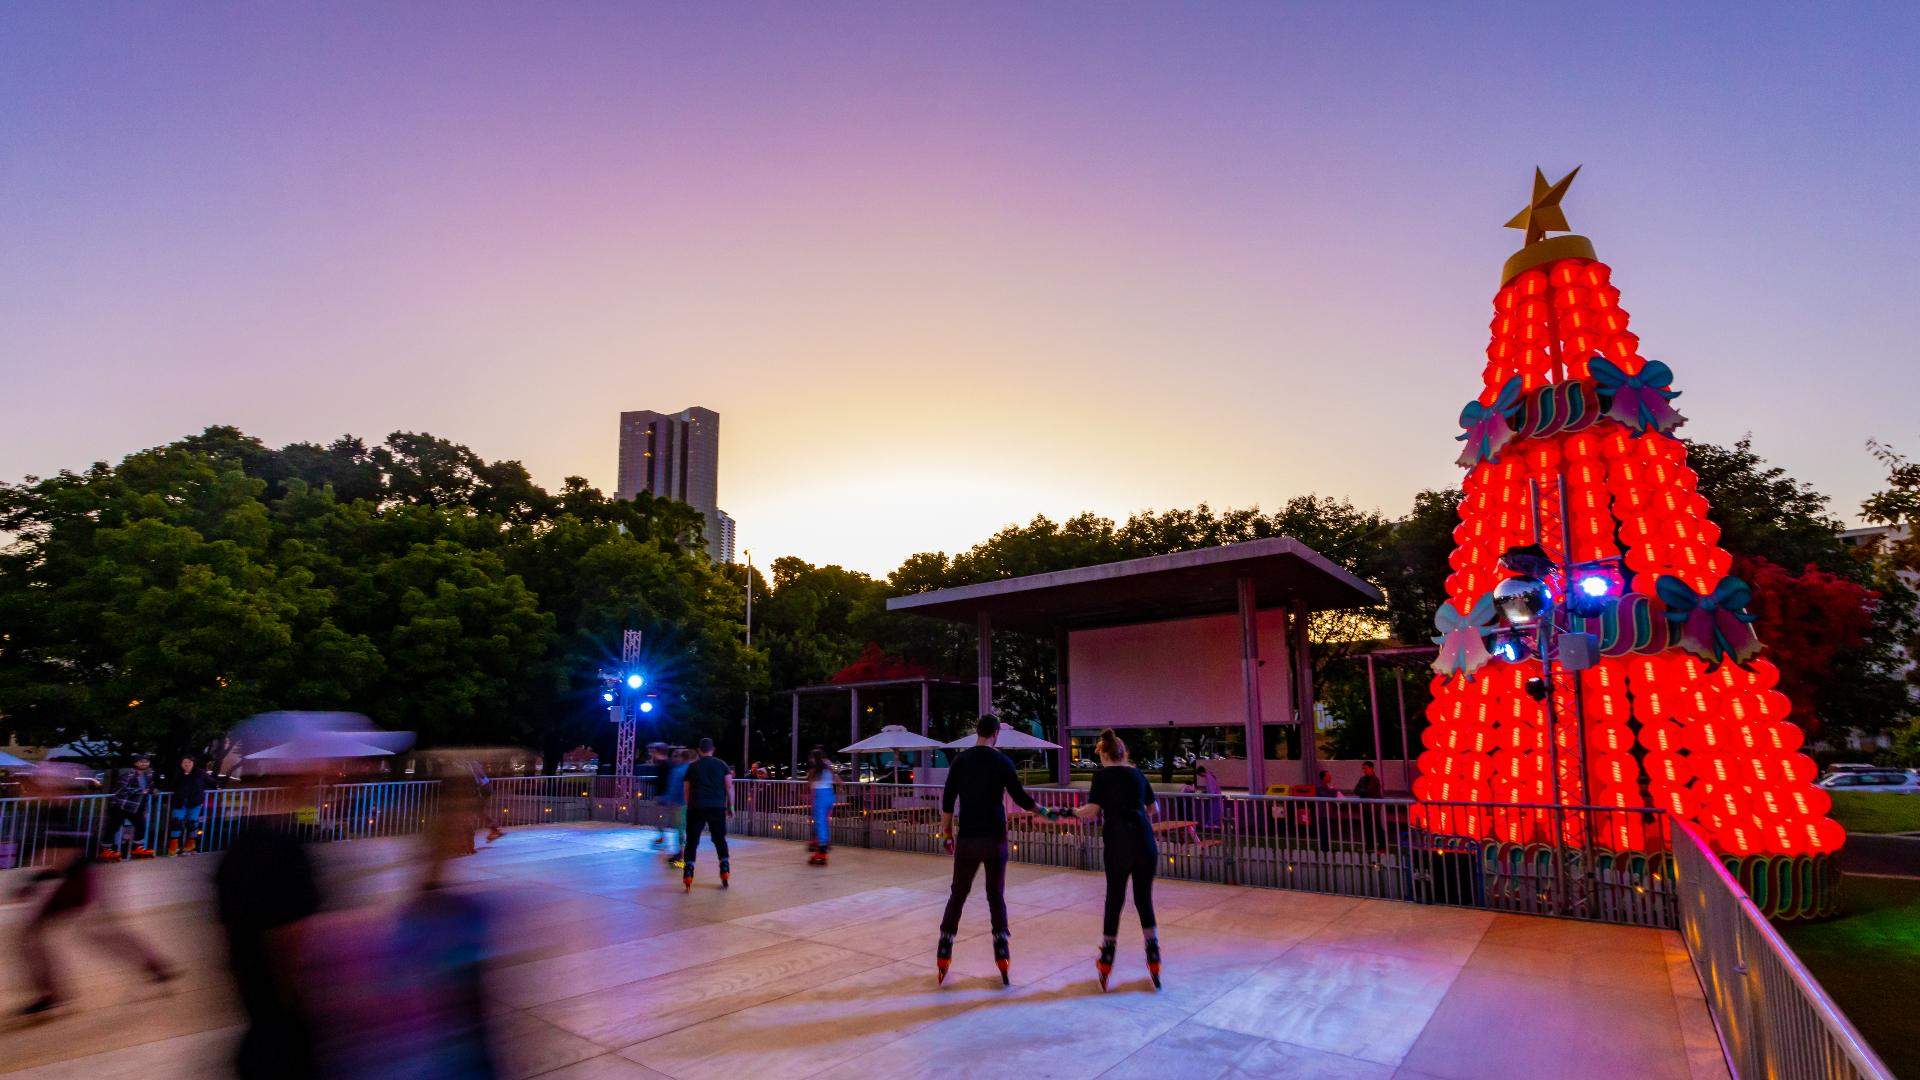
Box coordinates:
[1,824,1726,1079]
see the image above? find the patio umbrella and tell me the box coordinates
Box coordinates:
[228,711,415,757]
[841,725,944,782]
[944,727,1063,784]
[939,729,1061,751]
[245,732,395,764]
[0,749,32,769]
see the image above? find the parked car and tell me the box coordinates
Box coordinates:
[1816,770,1920,794]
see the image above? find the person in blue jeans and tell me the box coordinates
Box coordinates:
[805,747,836,866]
[166,755,212,855]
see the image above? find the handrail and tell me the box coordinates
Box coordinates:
[1671,818,1892,1080]
[720,778,1677,928]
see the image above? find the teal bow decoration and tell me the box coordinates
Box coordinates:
[1431,593,1499,679]
[1656,575,1760,668]
[1456,377,1524,468]
[1590,357,1684,436]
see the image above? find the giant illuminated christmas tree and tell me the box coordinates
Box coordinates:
[1418,169,1842,919]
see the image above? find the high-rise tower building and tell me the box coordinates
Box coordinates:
[617,406,734,562]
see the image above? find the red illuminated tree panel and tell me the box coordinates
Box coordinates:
[1417,170,1841,918]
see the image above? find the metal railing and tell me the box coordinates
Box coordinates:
[1673,820,1893,1080]
[727,779,1677,928]
[0,781,442,871]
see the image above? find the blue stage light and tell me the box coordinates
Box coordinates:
[1578,575,1611,598]
[626,673,644,690]
[601,691,615,703]
[638,700,654,713]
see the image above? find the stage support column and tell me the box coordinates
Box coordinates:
[1293,610,1319,787]
[1236,576,1266,796]
[790,694,800,778]
[1054,628,1072,785]
[1396,668,1411,793]
[976,612,994,718]
[920,679,932,779]
[1366,653,1384,768]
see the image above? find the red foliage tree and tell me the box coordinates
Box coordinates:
[1734,555,1878,735]
[828,643,928,685]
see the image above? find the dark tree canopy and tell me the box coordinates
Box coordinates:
[4,426,1908,770]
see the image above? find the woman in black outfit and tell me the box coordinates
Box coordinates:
[1071,728,1160,990]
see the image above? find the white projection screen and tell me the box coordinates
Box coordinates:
[1066,609,1292,731]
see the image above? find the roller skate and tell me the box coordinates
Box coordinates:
[993,931,1011,986]
[1145,932,1162,989]
[935,934,954,985]
[1096,937,1116,991]
[720,859,731,889]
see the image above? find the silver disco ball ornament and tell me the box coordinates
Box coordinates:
[1493,576,1551,626]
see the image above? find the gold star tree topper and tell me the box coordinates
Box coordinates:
[1505,166,1581,246]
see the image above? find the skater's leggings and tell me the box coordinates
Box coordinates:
[1101,855,1157,938]
[941,838,1009,937]
[684,807,730,869]
[811,786,835,848]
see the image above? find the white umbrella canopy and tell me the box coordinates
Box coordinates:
[841,725,944,754]
[245,733,395,761]
[0,749,33,768]
[941,728,1061,751]
[228,711,414,757]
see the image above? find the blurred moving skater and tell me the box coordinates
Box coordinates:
[1069,728,1161,990]
[806,746,836,866]
[321,774,501,1079]
[217,775,323,1080]
[663,748,692,866]
[680,738,733,890]
[935,714,1058,985]
[641,743,672,849]
[14,767,176,1016]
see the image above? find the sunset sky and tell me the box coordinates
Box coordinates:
[3,4,1915,575]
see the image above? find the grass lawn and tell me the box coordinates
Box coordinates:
[1778,875,1920,1078]
[1828,792,1920,835]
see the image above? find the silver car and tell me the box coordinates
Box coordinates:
[1815,770,1920,794]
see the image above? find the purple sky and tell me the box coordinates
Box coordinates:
[4,4,1915,573]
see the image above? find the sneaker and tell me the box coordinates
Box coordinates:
[95,847,121,862]
[130,846,157,859]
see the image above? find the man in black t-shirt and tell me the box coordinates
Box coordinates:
[935,714,1055,985]
[681,738,733,890]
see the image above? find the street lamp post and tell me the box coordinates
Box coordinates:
[743,550,753,771]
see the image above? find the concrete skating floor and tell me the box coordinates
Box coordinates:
[0,823,1727,1079]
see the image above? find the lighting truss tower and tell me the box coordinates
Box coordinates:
[616,629,643,801]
